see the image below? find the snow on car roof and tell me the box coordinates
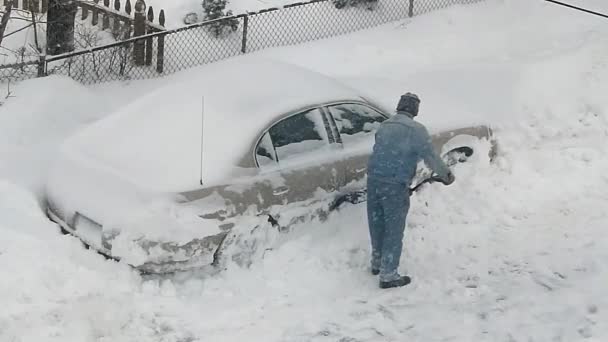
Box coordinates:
[62,57,365,192]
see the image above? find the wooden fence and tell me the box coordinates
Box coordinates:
[2,0,165,62]
[2,0,166,35]
[2,0,48,12]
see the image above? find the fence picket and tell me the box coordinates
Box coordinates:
[32,0,40,13]
[133,0,146,65]
[102,0,110,29]
[159,9,165,26]
[92,4,99,26]
[145,6,153,65]
[113,0,121,34]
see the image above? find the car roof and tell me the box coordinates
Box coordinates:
[199,57,365,122]
[63,57,366,192]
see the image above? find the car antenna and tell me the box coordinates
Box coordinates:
[199,95,205,186]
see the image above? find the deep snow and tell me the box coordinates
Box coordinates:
[2,0,608,341]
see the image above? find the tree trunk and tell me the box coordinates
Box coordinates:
[0,0,14,48]
[47,0,78,55]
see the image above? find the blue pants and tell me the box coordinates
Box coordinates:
[366,176,410,282]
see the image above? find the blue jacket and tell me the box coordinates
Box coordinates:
[367,112,450,186]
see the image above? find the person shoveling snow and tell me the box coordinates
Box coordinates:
[366,92,455,289]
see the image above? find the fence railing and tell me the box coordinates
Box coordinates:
[1,0,481,84]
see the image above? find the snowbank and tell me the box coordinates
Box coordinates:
[1,0,608,341]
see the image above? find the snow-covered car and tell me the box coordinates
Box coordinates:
[44,58,496,273]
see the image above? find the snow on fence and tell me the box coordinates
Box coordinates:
[1,0,481,84]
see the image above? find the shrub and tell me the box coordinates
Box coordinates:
[202,0,239,37]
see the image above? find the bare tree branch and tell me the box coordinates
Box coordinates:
[0,80,15,107]
[2,22,34,39]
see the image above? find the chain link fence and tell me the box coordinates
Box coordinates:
[1,0,482,84]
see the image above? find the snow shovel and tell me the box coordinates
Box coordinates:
[409,146,473,195]
[329,147,474,210]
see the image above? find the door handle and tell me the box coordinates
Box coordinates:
[273,186,290,196]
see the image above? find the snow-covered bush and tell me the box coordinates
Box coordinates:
[202,0,239,38]
[332,0,379,10]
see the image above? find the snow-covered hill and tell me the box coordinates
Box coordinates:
[1,0,608,341]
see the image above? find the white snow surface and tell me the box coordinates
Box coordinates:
[57,57,363,191]
[2,0,608,341]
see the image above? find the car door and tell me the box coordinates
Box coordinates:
[254,107,345,210]
[324,102,388,192]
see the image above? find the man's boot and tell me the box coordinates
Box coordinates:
[379,276,411,289]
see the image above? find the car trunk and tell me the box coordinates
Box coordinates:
[45,144,226,270]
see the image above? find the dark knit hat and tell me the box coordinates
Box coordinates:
[396,92,420,116]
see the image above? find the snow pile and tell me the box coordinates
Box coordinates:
[1,0,608,341]
[53,57,362,191]
[0,77,103,196]
[0,75,159,198]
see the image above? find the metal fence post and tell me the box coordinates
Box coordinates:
[408,0,414,17]
[241,14,249,53]
[156,33,165,73]
[156,9,165,73]
[37,54,46,77]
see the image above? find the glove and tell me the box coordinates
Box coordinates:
[442,171,455,186]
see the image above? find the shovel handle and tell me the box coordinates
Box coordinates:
[409,175,445,194]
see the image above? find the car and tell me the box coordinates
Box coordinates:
[44,57,497,274]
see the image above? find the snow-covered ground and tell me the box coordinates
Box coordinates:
[2,0,608,341]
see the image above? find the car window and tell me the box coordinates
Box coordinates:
[255,132,278,167]
[267,108,330,164]
[328,103,386,146]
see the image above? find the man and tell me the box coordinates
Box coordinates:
[366,92,455,289]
